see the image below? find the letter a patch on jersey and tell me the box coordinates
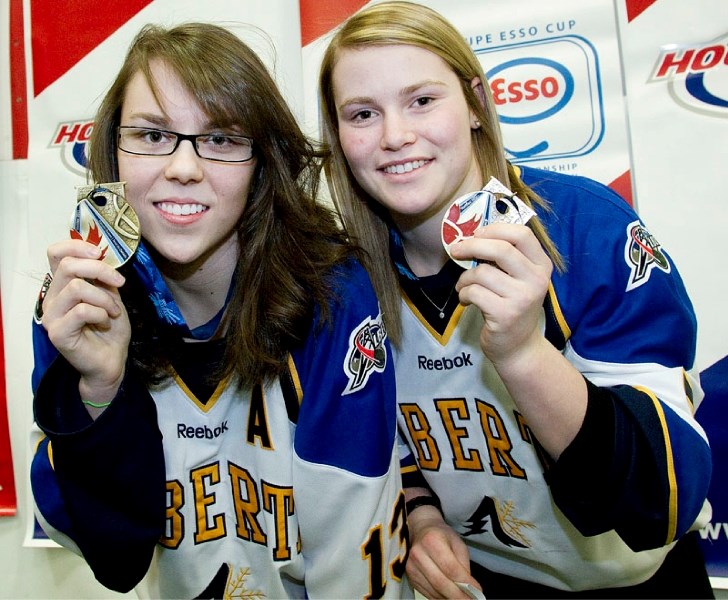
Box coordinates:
[343,310,387,395]
[624,220,671,291]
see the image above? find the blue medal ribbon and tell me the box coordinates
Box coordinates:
[130,241,232,340]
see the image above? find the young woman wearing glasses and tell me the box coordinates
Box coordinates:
[30,22,408,599]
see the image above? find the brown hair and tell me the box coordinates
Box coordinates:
[318,1,563,345]
[89,22,354,386]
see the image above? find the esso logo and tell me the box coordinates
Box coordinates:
[487,58,574,124]
[476,35,604,162]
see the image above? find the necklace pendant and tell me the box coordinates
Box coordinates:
[420,285,455,321]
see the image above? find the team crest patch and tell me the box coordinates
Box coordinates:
[33,272,54,325]
[624,220,671,291]
[343,311,387,395]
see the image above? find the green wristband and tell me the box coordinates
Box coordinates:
[82,399,112,409]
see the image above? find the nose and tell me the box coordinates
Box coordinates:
[380,112,416,151]
[164,138,204,183]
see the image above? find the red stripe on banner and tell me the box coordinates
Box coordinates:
[0,292,18,516]
[299,0,370,46]
[625,0,658,22]
[609,169,634,207]
[30,0,153,96]
[9,0,28,160]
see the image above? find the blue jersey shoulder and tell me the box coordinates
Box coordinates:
[291,257,397,477]
[519,165,697,368]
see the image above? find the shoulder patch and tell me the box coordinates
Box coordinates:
[33,272,53,325]
[342,309,387,395]
[623,220,671,291]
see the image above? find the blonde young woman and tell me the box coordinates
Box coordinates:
[319,2,713,598]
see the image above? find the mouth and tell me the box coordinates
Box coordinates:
[156,202,208,216]
[382,159,428,175]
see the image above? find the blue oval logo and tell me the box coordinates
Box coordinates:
[487,58,575,125]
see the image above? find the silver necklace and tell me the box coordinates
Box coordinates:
[420,286,455,319]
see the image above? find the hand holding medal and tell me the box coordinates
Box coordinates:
[441,177,535,269]
[34,182,140,324]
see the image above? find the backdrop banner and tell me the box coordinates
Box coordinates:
[3,0,727,588]
[0,292,17,516]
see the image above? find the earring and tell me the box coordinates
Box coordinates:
[472,119,481,129]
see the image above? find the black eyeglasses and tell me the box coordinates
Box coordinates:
[117,126,254,163]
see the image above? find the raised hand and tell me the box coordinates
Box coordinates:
[42,239,130,407]
[451,223,552,369]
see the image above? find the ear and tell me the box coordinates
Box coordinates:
[469,76,486,129]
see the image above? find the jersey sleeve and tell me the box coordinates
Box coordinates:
[526,168,712,551]
[290,258,411,598]
[31,355,166,592]
[31,318,58,394]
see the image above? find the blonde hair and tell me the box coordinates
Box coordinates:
[319,1,563,345]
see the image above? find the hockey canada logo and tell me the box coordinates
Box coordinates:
[624,220,671,291]
[343,312,387,395]
[650,32,728,117]
[51,119,93,176]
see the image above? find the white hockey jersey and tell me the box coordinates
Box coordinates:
[395,165,712,591]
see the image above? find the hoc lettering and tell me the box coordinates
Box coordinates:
[400,398,550,478]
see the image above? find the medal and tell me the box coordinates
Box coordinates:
[441,176,536,268]
[71,182,140,268]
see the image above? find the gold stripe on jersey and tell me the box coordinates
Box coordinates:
[683,370,695,412]
[173,370,233,413]
[403,291,465,346]
[543,283,570,349]
[46,437,54,470]
[635,384,678,544]
[279,354,303,423]
[400,463,420,477]
[287,354,303,403]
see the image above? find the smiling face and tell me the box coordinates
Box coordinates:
[118,59,255,274]
[332,44,483,231]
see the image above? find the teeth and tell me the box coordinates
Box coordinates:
[158,202,207,216]
[384,160,427,174]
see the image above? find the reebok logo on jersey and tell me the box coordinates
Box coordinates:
[418,352,473,371]
[177,420,229,439]
[343,311,387,395]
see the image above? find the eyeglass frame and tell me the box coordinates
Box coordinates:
[117,126,255,163]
